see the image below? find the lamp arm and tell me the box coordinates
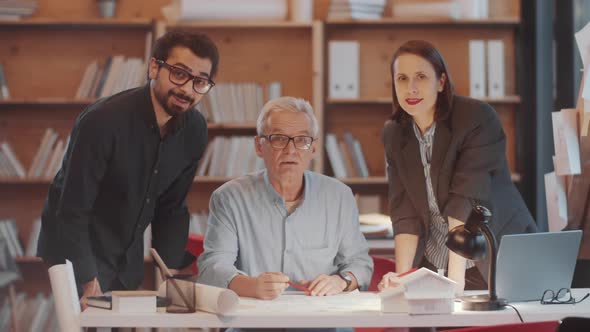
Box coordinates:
[480,223,498,301]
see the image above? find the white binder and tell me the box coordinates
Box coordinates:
[329,41,360,99]
[468,40,486,98]
[487,40,505,97]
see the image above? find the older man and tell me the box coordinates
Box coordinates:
[197,97,373,301]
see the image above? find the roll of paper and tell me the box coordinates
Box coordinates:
[158,280,239,315]
[48,260,81,332]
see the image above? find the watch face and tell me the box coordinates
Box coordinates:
[340,272,352,282]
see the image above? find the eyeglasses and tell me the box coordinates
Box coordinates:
[259,134,314,150]
[155,59,215,94]
[541,288,590,305]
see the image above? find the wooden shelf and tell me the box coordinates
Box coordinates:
[207,123,257,130]
[169,20,313,29]
[326,96,521,105]
[339,176,388,185]
[338,173,521,185]
[0,173,523,186]
[15,256,154,264]
[0,98,94,107]
[0,178,51,185]
[0,18,153,29]
[15,256,42,263]
[326,17,520,28]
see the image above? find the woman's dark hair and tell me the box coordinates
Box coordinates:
[152,30,220,78]
[390,40,454,123]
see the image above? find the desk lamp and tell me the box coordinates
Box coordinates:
[446,205,506,311]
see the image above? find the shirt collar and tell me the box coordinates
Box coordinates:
[262,169,309,205]
[412,121,436,143]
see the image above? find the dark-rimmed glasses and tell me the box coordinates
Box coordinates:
[259,134,314,150]
[155,59,215,94]
[541,288,590,305]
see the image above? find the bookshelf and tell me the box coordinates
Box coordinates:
[0,0,528,298]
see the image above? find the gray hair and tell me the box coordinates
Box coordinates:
[256,96,319,137]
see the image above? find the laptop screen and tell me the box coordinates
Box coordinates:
[495,230,582,302]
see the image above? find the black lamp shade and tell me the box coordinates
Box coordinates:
[446,226,487,260]
[445,205,505,311]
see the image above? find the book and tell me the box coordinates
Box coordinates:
[87,294,170,310]
[111,290,158,313]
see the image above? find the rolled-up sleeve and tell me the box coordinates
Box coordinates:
[382,123,423,236]
[443,103,505,222]
[197,191,246,288]
[335,188,374,290]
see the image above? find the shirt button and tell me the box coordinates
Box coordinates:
[154,169,159,174]
[146,198,151,203]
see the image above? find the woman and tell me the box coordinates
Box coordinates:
[378,40,537,293]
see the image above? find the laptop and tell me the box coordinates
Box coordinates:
[495,230,582,302]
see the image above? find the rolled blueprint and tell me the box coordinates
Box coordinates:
[158,279,239,315]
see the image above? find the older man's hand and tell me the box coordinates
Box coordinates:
[302,274,347,296]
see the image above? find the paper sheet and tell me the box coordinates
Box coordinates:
[48,260,81,332]
[575,22,590,68]
[552,109,581,175]
[237,291,380,313]
[545,171,568,232]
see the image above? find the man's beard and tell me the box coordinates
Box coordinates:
[156,88,195,117]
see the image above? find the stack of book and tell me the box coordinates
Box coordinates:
[0,0,37,21]
[162,0,287,22]
[325,132,369,178]
[199,82,281,124]
[0,293,57,331]
[0,63,9,99]
[0,141,25,178]
[195,136,265,178]
[0,219,23,258]
[75,56,148,99]
[327,0,386,20]
[28,128,68,180]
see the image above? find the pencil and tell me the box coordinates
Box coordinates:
[288,281,311,293]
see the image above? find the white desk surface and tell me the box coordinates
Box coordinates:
[80,289,590,329]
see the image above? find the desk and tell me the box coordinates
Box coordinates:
[79,289,590,329]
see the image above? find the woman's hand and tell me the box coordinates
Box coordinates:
[377,272,401,291]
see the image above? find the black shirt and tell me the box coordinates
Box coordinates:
[37,84,208,291]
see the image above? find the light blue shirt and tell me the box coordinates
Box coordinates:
[197,169,373,290]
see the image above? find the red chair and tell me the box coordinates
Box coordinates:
[357,256,406,332]
[185,233,204,274]
[443,321,559,332]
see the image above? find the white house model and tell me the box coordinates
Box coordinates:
[380,267,457,314]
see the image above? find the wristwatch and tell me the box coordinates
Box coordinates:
[338,271,353,292]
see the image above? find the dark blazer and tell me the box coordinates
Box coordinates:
[382,95,537,279]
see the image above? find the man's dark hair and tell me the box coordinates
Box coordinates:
[152,30,220,78]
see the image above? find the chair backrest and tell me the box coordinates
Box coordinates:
[369,256,396,291]
[48,260,82,332]
[186,233,205,274]
[558,317,590,332]
[443,321,559,332]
